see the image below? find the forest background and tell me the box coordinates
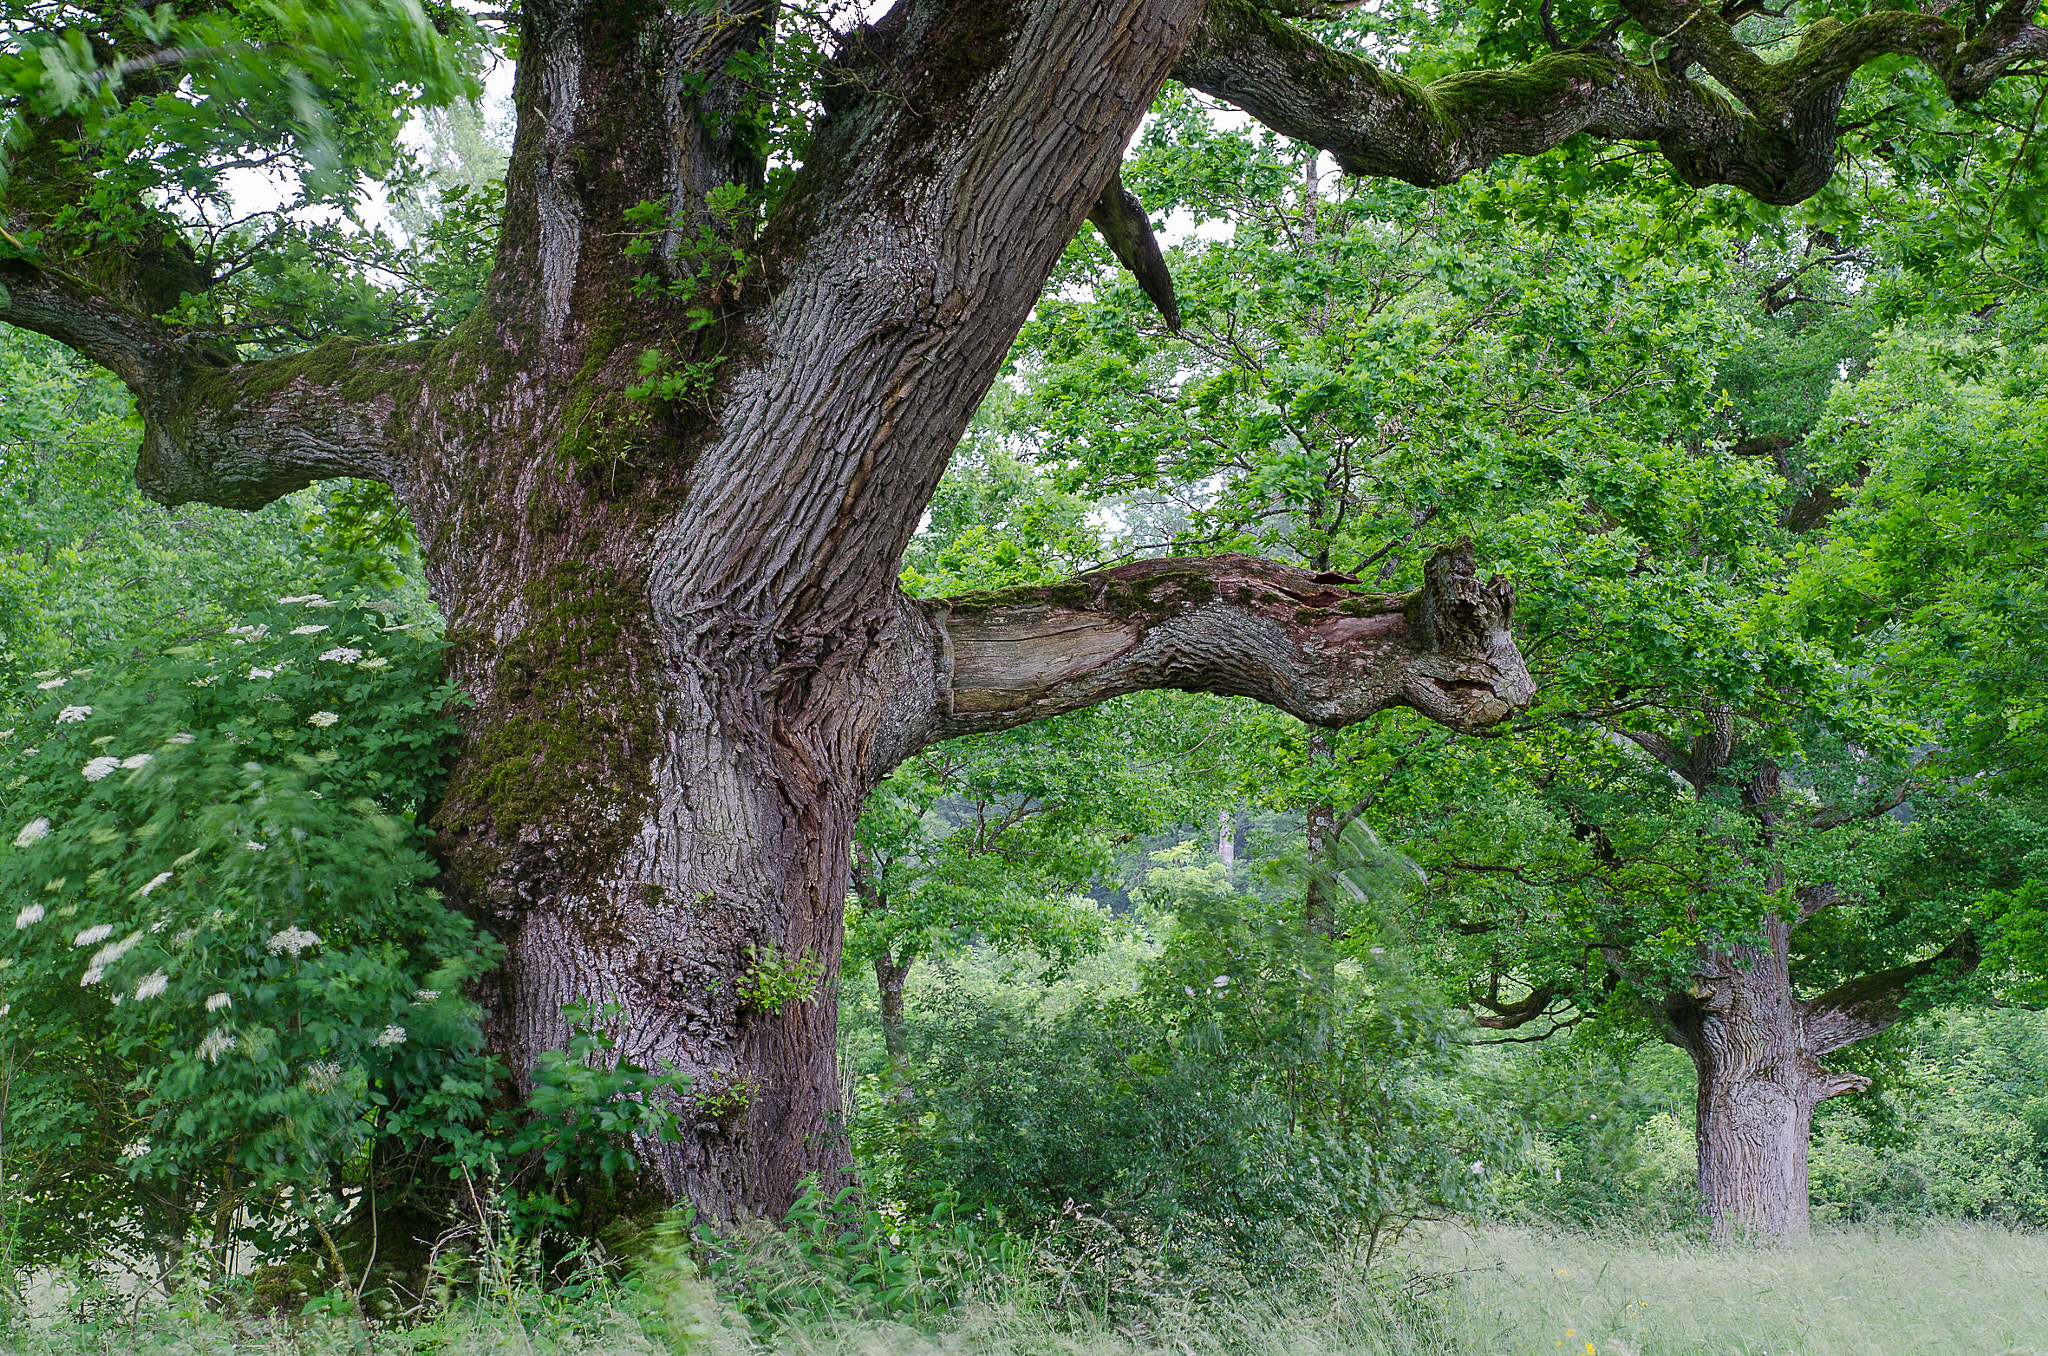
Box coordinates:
[3,0,2048,1350]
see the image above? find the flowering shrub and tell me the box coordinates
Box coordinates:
[0,586,496,1275]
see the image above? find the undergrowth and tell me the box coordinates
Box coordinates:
[11,1221,2048,1355]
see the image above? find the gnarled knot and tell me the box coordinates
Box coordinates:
[1817,1070,1873,1101]
[1395,541,1532,732]
[1414,541,1515,658]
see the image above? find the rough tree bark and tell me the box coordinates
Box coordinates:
[1660,914,1868,1243]
[1609,733,1981,1242]
[5,0,2040,1222]
[1659,905,1980,1242]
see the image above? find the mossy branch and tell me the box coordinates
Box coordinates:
[1174,0,2048,206]
[0,252,430,508]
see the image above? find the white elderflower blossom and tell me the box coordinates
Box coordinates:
[279,594,317,604]
[82,756,120,781]
[246,840,268,851]
[135,970,169,1001]
[206,991,232,1012]
[74,924,114,947]
[81,965,105,986]
[289,624,329,636]
[56,705,91,723]
[266,927,322,957]
[14,817,50,848]
[190,675,217,687]
[89,934,141,969]
[168,732,195,745]
[305,599,336,608]
[247,667,275,680]
[317,647,363,664]
[0,728,12,741]
[197,1028,236,1063]
[375,1025,407,1049]
[413,989,440,1004]
[134,871,173,898]
[302,1059,344,1092]
[121,1139,150,1160]
[307,711,339,728]
[36,677,66,690]
[120,753,153,770]
[16,904,45,929]
[21,747,37,756]
[357,655,390,669]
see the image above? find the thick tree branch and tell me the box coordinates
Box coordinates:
[1610,725,1687,774]
[887,543,1531,762]
[1473,979,1568,1029]
[0,257,421,506]
[1802,931,1981,1054]
[2,75,424,510]
[1173,0,2048,205]
[1806,775,1915,832]
[0,257,197,392]
[1794,882,1839,923]
[1601,704,1733,792]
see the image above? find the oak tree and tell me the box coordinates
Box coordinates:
[4,0,2043,1221]
[1000,108,2046,1244]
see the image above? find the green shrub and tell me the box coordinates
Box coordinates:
[0,583,495,1278]
[676,1176,1024,1338]
[1810,1007,2048,1225]
[494,999,691,1236]
[861,830,1520,1277]
[1485,1039,1704,1233]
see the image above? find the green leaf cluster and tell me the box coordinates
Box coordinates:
[0,581,491,1274]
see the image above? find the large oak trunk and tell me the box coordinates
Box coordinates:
[389,0,1218,1221]
[1662,915,1869,1243]
[392,0,1544,1222]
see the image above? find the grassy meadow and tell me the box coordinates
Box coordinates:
[1420,1225,2048,1356]
[12,1223,2045,1356]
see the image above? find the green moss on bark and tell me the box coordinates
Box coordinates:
[940,568,1219,619]
[942,578,1095,616]
[434,561,664,895]
[215,336,435,421]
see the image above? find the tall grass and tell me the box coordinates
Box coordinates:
[7,1224,2045,1355]
[1417,1223,2048,1356]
